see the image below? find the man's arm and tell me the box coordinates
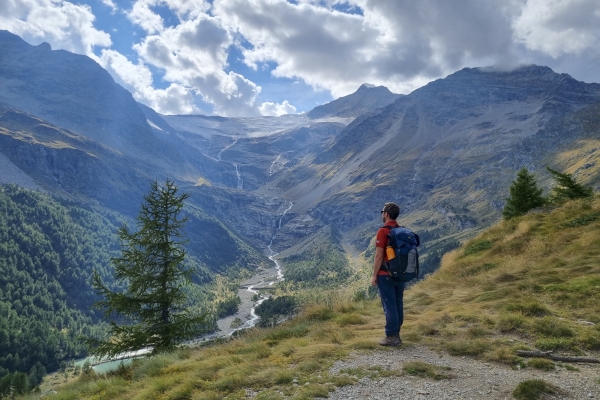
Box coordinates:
[371,246,385,286]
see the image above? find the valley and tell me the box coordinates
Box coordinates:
[2,28,600,395]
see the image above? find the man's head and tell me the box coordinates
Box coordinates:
[381,202,400,222]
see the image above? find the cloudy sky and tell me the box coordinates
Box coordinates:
[2,0,600,117]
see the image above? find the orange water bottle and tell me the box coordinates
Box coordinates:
[386,246,396,260]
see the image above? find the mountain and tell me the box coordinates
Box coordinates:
[0,30,217,189]
[307,83,402,119]
[2,29,600,383]
[261,65,600,271]
[3,31,600,270]
[132,65,600,276]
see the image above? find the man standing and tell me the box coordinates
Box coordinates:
[371,202,404,346]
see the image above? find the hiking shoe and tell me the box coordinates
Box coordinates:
[379,335,401,347]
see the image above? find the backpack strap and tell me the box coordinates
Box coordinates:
[383,225,420,247]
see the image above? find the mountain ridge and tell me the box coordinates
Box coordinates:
[307,83,401,119]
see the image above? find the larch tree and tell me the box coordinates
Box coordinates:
[503,168,546,220]
[88,180,205,358]
[547,167,593,203]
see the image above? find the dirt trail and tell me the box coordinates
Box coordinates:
[327,345,600,399]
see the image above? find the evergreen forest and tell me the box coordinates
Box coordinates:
[0,184,267,382]
[0,185,121,376]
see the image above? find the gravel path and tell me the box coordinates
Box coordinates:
[328,345,600,399]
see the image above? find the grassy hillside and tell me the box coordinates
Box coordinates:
[30,196,600,399]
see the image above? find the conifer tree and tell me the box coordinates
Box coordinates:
[547,167,593,203]
[503,168,545,219]
[88,180,205,358]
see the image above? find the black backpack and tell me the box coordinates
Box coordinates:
[382,225,420,281]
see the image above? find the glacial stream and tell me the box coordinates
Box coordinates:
[224,200,292,335]
[86,144,291,370]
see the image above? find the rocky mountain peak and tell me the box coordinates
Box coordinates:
[0,30,159,154]
[307,83,401,119]
[37,42,51,51]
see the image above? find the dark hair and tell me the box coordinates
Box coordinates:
[383,202,400,220]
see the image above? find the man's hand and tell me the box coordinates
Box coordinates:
[372,246,385,287]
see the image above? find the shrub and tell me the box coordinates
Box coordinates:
[402,361,452,380]
[302,305,335,321]
[264,322,310,342]
[513,379,556,400]
[497,312,526,332]
[526,358,555,371]
[505,301,550,317]
[563,212,600,227]
[579,330,600,350]
[335,313,366,326]
[532,317,573,338]
[464,240,493,255]
[535,338,578,351]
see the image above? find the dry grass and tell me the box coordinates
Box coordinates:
[34,196,600,400]
[402,196,600,359]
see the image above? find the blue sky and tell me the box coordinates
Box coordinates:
[2,0,600,117]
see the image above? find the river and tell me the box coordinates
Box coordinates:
[86,200,293,371]
[203,200,292,338]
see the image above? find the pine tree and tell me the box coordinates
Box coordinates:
[88,180,205,358]
[546,167,593,203]
[503,168,545,220]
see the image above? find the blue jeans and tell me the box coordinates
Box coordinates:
[377,275,405,337]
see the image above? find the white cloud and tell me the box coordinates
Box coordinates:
[0,0,111,55]
[126,0,211,34]
[213,0,524,98]
[127,0,165,34]
[128,5,266,116]
[96,49,199,114]
[189,71,262,116]
[149,83,199,115]
[259,100,297,116]
[101,0,118,12]
[513,0,600,58]
[4,0,600,116]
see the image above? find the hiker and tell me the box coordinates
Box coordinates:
[371,202,404,347]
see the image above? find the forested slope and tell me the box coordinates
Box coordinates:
[0,184,269,380]
[0,185,120,376]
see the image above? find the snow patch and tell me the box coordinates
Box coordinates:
[147,119,164,131]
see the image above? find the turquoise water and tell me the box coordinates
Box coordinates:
[93,359,133,374]
[73,356,134,374]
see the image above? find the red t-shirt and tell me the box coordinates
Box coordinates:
[375,221,399,276]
